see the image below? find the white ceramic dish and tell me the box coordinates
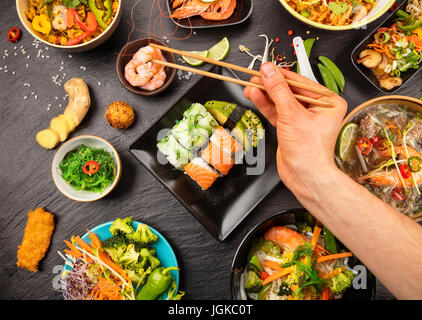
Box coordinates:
[52,135,121,202]
[16,0,123,52]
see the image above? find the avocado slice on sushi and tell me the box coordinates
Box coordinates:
[204,100,264,149]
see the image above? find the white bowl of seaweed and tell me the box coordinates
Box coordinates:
[52,135,121,202]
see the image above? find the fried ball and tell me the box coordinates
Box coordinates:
[105,101,135,129]
[17,208,55,272]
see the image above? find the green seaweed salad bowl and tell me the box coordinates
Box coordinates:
[52,135,122,202]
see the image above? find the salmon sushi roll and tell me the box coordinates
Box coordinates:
[184,157,220,190]
[210,126,243,160]
[201,142,234,176]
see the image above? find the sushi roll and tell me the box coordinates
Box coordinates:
[184,157,220,190]
[183,103,219,137]
[171,119,208,152]
[210,126,243,161]
[157,134,192,170]
[201,141,234,176]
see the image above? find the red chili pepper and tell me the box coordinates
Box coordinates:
[275,37,280,43]
[377,27,390,33]
[370,135,380,146]
[276,54,284,62]
[399,163,411,179]
[288,30,293,36]
[357,137,372,155]
[285,66,290,70]
[66,31,93,46]
[260,271,269,280]
[69,9,97,32]
[7,27,21,42]
[321,288,332,300]
[392,188,407,201]
[389,2,398,12]
[83,160,100,175]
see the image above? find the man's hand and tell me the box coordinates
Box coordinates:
[244,62,347,193]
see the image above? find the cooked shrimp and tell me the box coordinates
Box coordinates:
[264,226,304,253]
[360,146,422,187]
[125,46,166,88]
[141,69,167,91]
[170,0,212,19]
[264,226,328,255]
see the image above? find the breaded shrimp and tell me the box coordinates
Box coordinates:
[17,208,55,272]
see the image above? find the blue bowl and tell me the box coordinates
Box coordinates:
[63,221,179,300]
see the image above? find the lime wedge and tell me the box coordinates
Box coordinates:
[336,122,359,161]
[182,50,209,66]
[208,37,230,61]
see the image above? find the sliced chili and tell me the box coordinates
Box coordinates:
[392,188,407,201]
[357,137,372,155]
[83,160,100,175]
[399,163,411,179]
[276,54,284,62]
[7,27,21,42]
[260,271,269,280]
[408,156,422,172]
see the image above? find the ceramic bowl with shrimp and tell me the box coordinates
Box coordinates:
[116,37,177,96]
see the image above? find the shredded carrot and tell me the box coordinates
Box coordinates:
[262,267,294,285]
[87,230,102,250]
[264,260,283,271]
[64,239,92,262]
[311,226,322,250]
[316,252,353,264]
[320,266,346,279]
[88,272,123,300]
[368,43,395,60]
[74,236,93,254]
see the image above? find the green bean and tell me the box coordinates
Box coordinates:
[318,56,345,92]
[317,63,339,94]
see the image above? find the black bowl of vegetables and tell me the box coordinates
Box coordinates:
[230,209,376,300]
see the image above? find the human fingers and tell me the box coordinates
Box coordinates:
[245,85,278,126]
[260,62,302,115]
[278,67,332,99]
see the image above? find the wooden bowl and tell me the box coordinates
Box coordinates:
[342,95,422,221]
[16,0,123,52]
[116,37,176,96]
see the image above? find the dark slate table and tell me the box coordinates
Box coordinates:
[2,0,419,300]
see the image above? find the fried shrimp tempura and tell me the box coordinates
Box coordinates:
[17,208,55,272]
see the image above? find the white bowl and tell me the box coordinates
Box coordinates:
[52,135,121,202]
[16,0,123,52]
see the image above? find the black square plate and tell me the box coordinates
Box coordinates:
[166,0,253,29]
[129,66,280,241]
[351,1,422,93]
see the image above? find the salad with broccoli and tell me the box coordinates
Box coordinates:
[60,217,184,300]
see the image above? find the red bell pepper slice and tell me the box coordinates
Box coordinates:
[69,9,97,32]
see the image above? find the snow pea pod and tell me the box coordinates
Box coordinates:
[323,226,337,254]
[318,56,345,92]
[317,63,339,94]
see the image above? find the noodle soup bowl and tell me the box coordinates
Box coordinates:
[231,209,376,300]
[52,135,122,202]
[278,0,394,31]
[340,95,422,221]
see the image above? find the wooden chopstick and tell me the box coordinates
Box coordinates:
[150,42,334,98]
[152,59,334,109]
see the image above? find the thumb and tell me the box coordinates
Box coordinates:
[260,62,300,114]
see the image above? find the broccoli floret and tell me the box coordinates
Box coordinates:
[138,247,161,269]
[120,244,139,267]
[277,282,292,296]
[248,238,283,260]
[126,265,153,287]
[102,234,127,249]
[126,224,159,248]
[104,245,126,264]
[110,217,134,235]
[244,271,263,294]
[296,222,312,234]
[330,269,355,295]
